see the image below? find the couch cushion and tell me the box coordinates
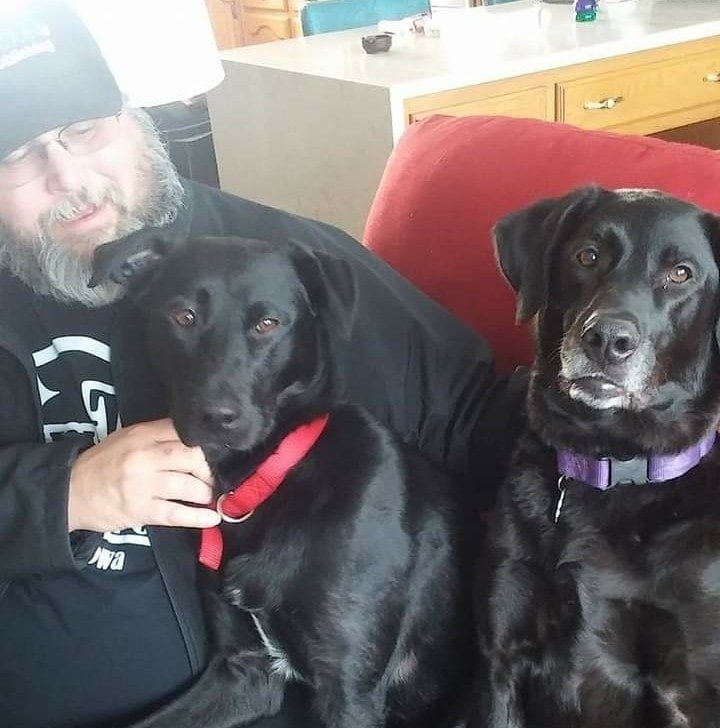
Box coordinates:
[363,115,720,374]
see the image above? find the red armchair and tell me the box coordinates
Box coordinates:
[363,115,720,374]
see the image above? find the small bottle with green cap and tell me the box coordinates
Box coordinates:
[574,0,598,21]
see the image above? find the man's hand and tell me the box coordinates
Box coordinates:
[67,418,221,532]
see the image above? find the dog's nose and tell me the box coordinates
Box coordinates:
[581,315,640,366]
[201,405,241,431]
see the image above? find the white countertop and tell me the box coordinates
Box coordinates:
[219,0,720,98]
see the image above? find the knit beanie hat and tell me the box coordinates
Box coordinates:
[0,0,122,160]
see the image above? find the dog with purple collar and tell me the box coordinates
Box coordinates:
[471,186,720,728]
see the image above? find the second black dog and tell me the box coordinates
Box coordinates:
[472,187,720,728]
[91,233,473,728]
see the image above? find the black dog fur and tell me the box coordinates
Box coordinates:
[91,234,474,728]
[470,186,720,728]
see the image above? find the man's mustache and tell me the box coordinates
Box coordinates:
[40,185,124,227]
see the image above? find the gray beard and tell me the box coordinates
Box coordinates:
[0,109,184,307]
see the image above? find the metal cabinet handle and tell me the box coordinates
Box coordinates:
[583,96,624,110]
[703,72,720,83]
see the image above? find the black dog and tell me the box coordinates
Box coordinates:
[472,187,720,728]
[91,234,473,728]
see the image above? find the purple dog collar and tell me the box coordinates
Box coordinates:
[557,431,717,491]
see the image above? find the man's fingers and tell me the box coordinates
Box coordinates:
[118,419,214,484]
[148,500,221,529]
[68,417,219,533]
[148,440,214,485]
[154,473,215,505]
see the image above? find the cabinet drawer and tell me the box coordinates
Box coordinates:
[558,49,720,132]
[410,86,550,123]
[242,10,292,44]
[242,0,288,12]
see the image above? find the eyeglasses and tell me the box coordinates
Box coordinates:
[0,114,122,189]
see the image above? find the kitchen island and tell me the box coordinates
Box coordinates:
[207,0,720,238]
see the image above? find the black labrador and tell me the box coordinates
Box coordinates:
[91,233,474,728]
[471,186,720,728]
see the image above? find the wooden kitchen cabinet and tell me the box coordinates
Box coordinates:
[204,0,302,48]
[205,0,243,49]
[557,40,720,135]
[242,10,293,43]
[405,36,720,141]
[407,78,553,124]
[241,0,302,44]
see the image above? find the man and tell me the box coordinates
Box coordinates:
[0,2,525,727]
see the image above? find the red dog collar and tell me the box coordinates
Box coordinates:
[198,414,330,570]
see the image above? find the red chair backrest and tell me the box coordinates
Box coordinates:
[364,115,720,374]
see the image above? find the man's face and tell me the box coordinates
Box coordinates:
[0,112,144,252]
[0,109,182,306]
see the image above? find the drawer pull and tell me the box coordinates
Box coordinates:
[703,72,720,83]
[583,96,624,110]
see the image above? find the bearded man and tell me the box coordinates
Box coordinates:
[0,2,524,727]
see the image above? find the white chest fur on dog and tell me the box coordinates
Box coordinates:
[249,613,299,681]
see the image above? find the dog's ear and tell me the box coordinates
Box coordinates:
[289,242,357,340]
[700,212,720,349]
[89,229,176,292]
[493,186,608,322]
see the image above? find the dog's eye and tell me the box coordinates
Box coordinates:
[254,317,279,334]
[171,308,197,327]
[668,265,693,284]
[576,247,599,268]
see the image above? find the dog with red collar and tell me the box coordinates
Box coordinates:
[92,232,475,728]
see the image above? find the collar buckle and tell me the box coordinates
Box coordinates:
[605,455,650,487]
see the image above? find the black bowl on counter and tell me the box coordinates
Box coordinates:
[361,33,393,54]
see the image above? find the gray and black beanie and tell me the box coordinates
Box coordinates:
[0,0,122,160]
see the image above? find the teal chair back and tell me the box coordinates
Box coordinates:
[301,0,430,36]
